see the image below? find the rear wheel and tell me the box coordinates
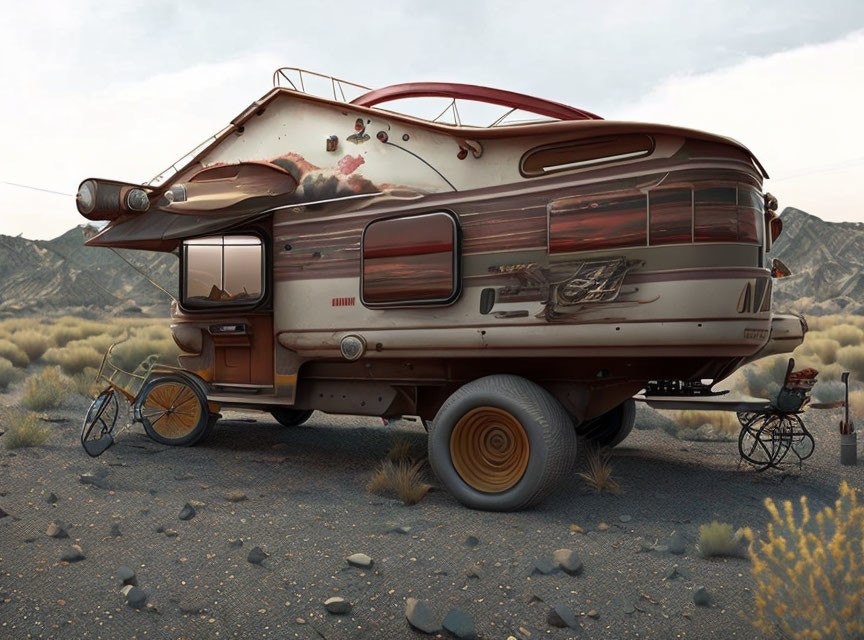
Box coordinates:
[137,374,211,446]
[270,408,314,427]
[428,375,577,511]
[580,399,635,448]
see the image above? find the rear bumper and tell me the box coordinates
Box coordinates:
[740,313,806,365]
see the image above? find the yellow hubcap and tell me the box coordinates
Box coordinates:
[450,406,530,493]
[141,382,201,439]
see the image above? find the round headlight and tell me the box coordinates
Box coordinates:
[76,180,97,214]
[125,188,150,212]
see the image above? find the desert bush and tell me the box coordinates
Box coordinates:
[386,435,423,462]
[849,389,864,423]
[577,447,620,493]
[0,339,30,368]
[797,337,840,365]
[0,357,21,390]
[43,345,103,375]
[110,335,179,371]
[747,482,864,639]
[51,324,86,347]
[671,410,740,438]
[21,366,70,411]
[367,459,431,505]
[811,380,847,405]
[2,409,51,449]
[836,345,864,380]
[69,367,100,398]
[0,318,40,333]
[806,315,864,332]
[8,330,53,361]
[697,521,747,558]
[824,323,864,348]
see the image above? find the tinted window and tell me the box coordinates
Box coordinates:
[737,185,763,244]
[183,235,263,307]
[549,192,647,254]
[649,189,692,245]
[694,186,738,242]
[362,212,458,306]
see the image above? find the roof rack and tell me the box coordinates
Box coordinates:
[272,67,371,102]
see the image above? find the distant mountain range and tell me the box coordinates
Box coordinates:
[0,226,177,316]
[771,207,864,316]
[0,208,859,316]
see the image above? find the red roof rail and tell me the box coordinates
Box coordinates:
[351,82,602,123]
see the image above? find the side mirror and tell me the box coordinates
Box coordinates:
[769,216,783,243]
[771,258,792,278]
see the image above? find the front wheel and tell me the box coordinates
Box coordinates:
[270,408,314,427]
[428,375,577,511]
[137,374,211,446]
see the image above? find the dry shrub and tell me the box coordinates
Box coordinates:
[0,318,40,333]
[43,345,103,375]
[0,339,30,368]
[21,366,70,411]
[69,367,101,398]
[697,521,747,558]
[747,482,864,639]
[811,380,847,405]
[8,330,53,361]
[0,357,21,390]
[824,324,864,348]
[849,389,864,423]
[806,315,864,332]
[577,447,620,493]
[367,459,431,505]
[110,335,179,371]
[387,436,419,462]
[836,345,864,380]
[51,324,85,347]
[672,410,740,437]
[2,409,51,449]
[797,337,840,365]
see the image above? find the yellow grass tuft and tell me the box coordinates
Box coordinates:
[577,447,620,493]
[2,409,51,449]
[0,357,21,390]
[21,366,70,411]
[696,521,747,558]
[386,435,419,462]
[367,459,431,505]
[8,330,53,362]
[69,367,101,398]
[43,345,103,375]
[0,339,30,368]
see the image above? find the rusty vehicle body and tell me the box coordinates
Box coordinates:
[76,68,805,510]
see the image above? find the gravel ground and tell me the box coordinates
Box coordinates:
[0,394,861,640]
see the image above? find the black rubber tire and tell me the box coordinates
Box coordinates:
[581,399,636,448]
[270,408,314,427]
[428,374,577,511]
[137,373,211,446]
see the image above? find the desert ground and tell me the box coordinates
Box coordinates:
[0,316,863,639]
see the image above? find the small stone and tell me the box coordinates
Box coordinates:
[623,603,636,614]
[224,491,247,502]
[80,472,108,489]
[110,523,122,537]
[0,507,8,518]
[531,556,559,576]
[512,624,541,639]
[46,521,68,539]
[443,608,477,639]
[45,492,58,504]
[669,532,686,555]
[121,585,147,608]
[569,524,585,534]
[640,541,656,552]
[188,499,206,508]
[553,548,583,576]
[465,564,484,580]
[323,596,351,615]
[60,545,85,563]
[405,597,441,634]
[587,609,599,618]
[295,617,306,624]
[164,529,178,538]
[116,566,137,586]
[547,603,579,629]
[228,538,243,548]
[247,546,268,565]
[178,503,196,521]
[619,514,632,523]
[597,522,609,531]
[464,535,480,547]
[665,565,681,580]
[388,525,411,535]
[693,586,710,607]
[346,553,373,568]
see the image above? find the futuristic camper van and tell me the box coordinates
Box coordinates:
[77,68,805,510]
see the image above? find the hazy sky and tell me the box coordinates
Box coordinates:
[2,0,863,240]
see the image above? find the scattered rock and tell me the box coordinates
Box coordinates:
[0,507,8,519]
[569,524,585,534]
[346,553,373,568]
[405,597,440,634]
[693,586,711,607]
[224,491,247,502]
[121,585,147,608]
[388,525,412,535]
[323,596,351,615]
[46,520,68,539]
[116,566,137,586]
[511,624,542,639]
[60,545,85,563]
[110,523,122,537]
[45,492,58,504]
[79,472,108,489]
[619,514,632,523]
[531,557,558,576]
[669,532,686,555]
[665,565,682,580]
[523,590,544,604]
[553,548,583,576]
[465,564,484,580]
[174,472,193,481]
[247,546,269,565]
[587,609,599,618]
[163,529,178,538]
[228,538,243,548]
[623,603,636,614]
[597,522,610,531]
[178,503,196,521]
[547,604,579,629]
[640,541,656,552]
[464,535,480,547]
[443,608,477,639]
[188,499,206,508]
